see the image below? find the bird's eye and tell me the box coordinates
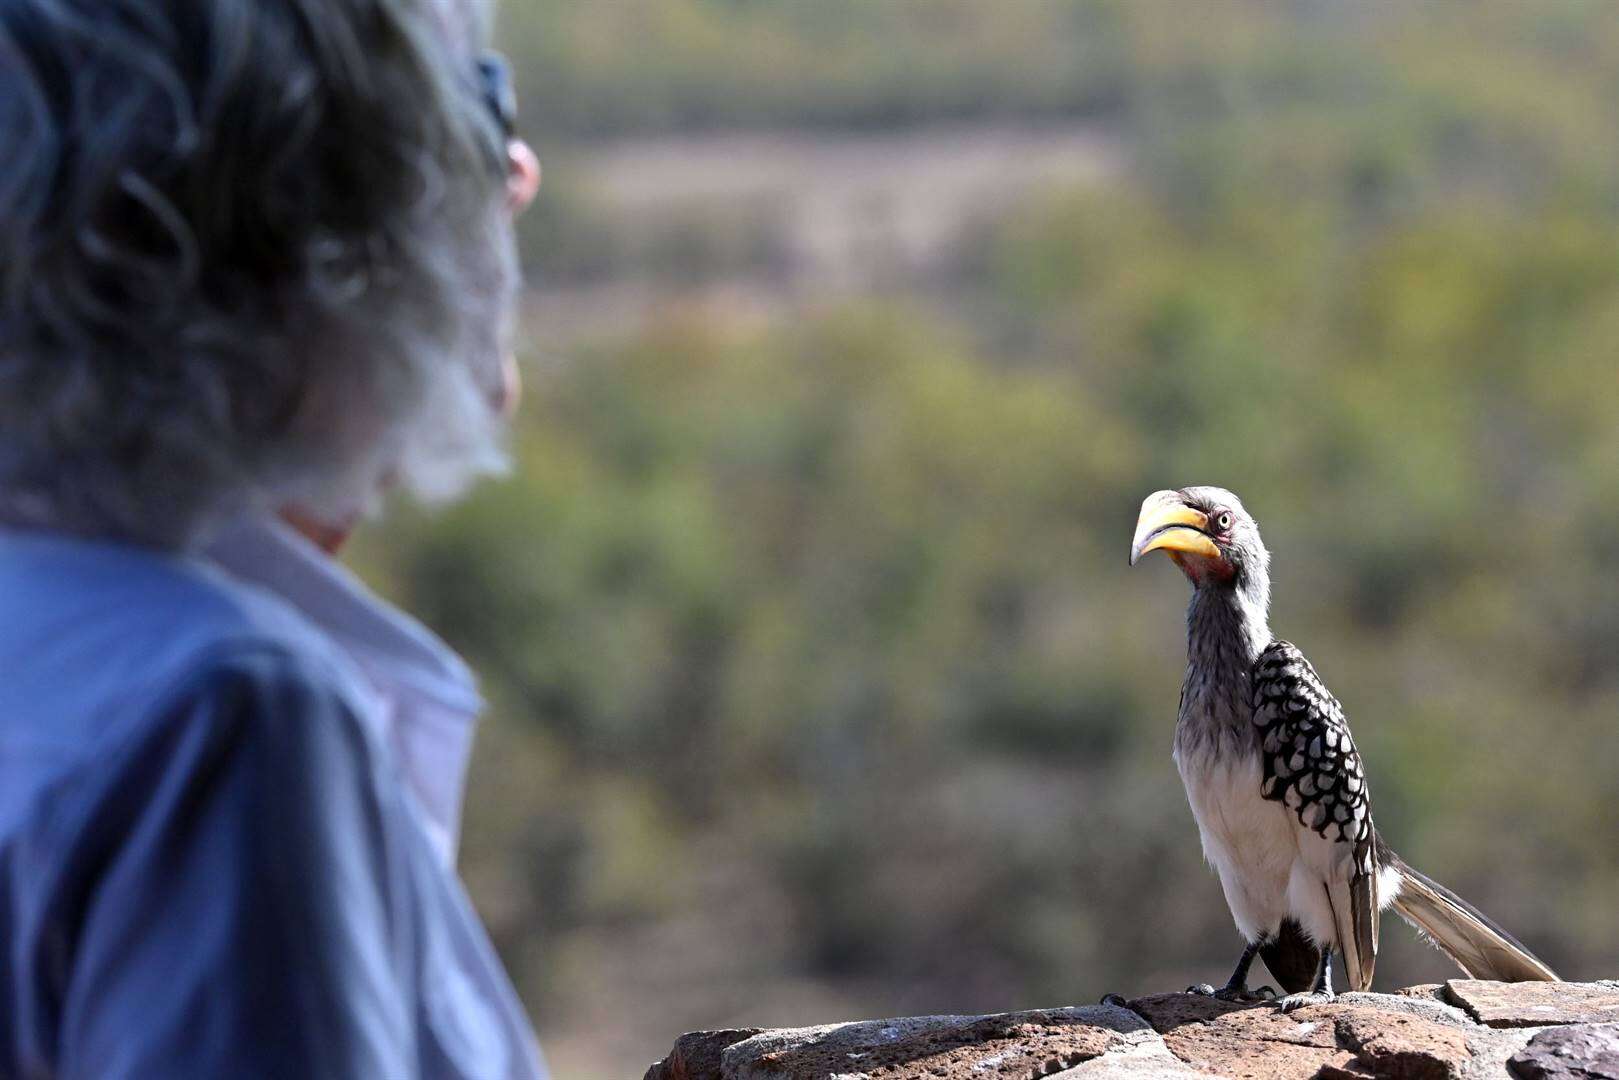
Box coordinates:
[1215,511,1234,533]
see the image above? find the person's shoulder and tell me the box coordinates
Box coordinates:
[0,529,374,765]
[0,537,384,843]
[0,527,331,644]
[144,640,382,791]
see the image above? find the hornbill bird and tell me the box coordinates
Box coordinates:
[1130,486,1557,1010]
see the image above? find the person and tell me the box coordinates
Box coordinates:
[0,0,546,1075]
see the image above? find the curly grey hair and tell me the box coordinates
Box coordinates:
[0,0,518,549]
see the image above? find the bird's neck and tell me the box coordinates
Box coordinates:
[1186,583,1272,675]
[1177,583,1273,751]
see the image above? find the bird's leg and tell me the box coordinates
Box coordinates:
[1276,947,1336,1012]
[1186,938,1277,1001]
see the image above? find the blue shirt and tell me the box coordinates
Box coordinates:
[0,520,547,1079]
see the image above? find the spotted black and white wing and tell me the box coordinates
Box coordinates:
[1251,640,1379,990]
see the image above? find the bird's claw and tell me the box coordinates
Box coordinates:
[1253,985,1278,1001]
[1185,983,1217,996]
[1274,989,1335,1013]
[1100,993,1129,1008]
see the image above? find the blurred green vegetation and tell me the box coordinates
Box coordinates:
[358,0,1619,1073]
[503,0,1132,135]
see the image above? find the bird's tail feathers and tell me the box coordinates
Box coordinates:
[1379,842,1558,983]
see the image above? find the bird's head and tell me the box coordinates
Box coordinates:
[1129,486,1270,599]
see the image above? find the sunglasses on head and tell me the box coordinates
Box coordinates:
[477,51,517,143]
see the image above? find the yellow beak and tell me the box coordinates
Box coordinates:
[1130,490,1220,566]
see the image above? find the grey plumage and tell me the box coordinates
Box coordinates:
[1132,485,1558,1000]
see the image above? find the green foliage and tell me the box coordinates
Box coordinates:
[502,0,1131,136]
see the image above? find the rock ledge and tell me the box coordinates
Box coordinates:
[643,980,1619,1080]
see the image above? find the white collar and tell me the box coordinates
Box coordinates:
[204,515,482,712]
[203,514,484,861]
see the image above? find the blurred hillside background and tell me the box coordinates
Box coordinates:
[352,1,1619,1074]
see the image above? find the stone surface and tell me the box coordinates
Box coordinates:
[645,982,1619,1079]
[1045,1025,1216,1078]
[1334,992,1474,1030]
[1333,1009,1471,1079]
[719,1003,1143,1080]
[1446,982,1619,1029]
[1508,1024,1619,1080]
[644,1029,766,1080]
[1128,991,1356,1079]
